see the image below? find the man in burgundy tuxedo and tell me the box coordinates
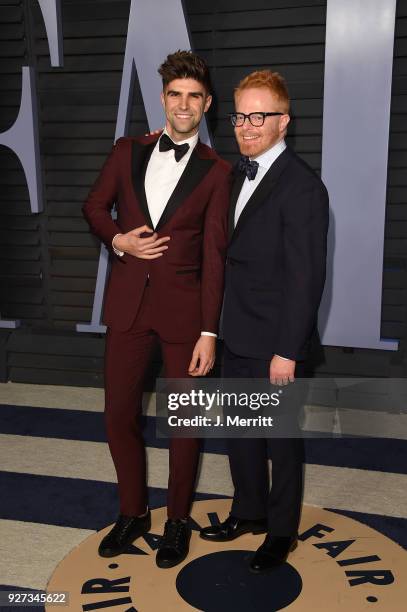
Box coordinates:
[83,51,230,568]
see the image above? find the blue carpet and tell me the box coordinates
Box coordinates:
[0,470,405,550]
[0,471,226,531]
[2,398,406,606]
[1,404,406,474]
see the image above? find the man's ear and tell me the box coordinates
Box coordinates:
[280,114,290,134]
[204,94,212,113]
[160,90,165,108]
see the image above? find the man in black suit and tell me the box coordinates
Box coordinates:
[200,70,329,572]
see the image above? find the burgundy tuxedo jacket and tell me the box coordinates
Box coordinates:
[83,133,231,342]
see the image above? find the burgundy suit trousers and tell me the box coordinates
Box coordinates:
[104,284,200,519]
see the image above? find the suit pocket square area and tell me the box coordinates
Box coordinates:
[175,268,201,275]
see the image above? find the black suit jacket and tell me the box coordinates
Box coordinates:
[222,146,329,361]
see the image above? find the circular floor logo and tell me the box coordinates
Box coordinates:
[47,500,406,611]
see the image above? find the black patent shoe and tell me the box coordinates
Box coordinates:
[98,512,151,558]
[249,535,298,573]
[200,515,267,542]
[156,519,191,569]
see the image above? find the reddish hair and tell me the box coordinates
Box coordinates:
[235,70,290,114]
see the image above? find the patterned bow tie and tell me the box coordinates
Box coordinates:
[159,133,190,162]
[237,155,259,180]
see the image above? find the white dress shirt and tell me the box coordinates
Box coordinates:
[113,128,197,253]
[144,128,199,228]
[234,139,286,226]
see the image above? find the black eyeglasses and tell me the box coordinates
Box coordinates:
[229,112,284,127]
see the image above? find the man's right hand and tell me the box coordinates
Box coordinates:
[113,225,170,259]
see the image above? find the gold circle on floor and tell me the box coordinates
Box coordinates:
[47,499,406,611]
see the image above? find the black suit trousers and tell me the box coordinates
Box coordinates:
[224,344,305,536]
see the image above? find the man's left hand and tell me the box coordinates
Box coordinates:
[145,129,162,136]
[188,336,216,377]
[270,355,296,385]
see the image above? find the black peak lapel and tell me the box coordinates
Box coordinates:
[131,139,156,229]
[228,169,246,241]
[155,147,215,231]
[231,147,292,243]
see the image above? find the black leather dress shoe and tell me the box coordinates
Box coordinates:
[249,535,298,573]
[98,512,151,557]
[156,519,191,569]
[200,515,267,542]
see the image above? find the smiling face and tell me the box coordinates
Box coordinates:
[234,87,290,158]
[161,78,212,142]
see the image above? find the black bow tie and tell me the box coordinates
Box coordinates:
[237,155,259,180]
[159,133,190,162]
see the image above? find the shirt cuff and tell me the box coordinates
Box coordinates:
[275,354,290,361]
[112,233,124,257]
[201,331,217,338]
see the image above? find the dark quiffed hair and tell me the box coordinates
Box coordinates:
[158,50,211,93]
